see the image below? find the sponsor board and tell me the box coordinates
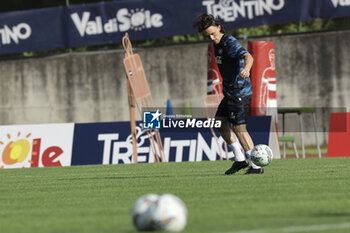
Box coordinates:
[0,116,275,169]
[71,116,272,165]
[71,121,232,165]
[203,0,285,22]
[0,123,74,169]
[0,23,31,46]
[330,0,350,7]
[327,112,349,157]
[0,7,66,54]
[1,0,349,55]
[70,8,163,36]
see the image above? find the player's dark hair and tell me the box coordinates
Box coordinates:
[193,13,225,33]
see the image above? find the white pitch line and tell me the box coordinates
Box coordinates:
[218,222,350,233]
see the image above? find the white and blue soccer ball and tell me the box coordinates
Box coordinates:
[149,194,188,232]
[132,194,159,231]
[132,193,188,232]
[250,144,273,167]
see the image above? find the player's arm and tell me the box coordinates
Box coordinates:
[240,52,254,78]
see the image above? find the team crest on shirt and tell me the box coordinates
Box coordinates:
[215,56,222,64]
[216,48,223,64]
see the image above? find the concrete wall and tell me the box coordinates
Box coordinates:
[0,29,349,146]
[0,43,208,125]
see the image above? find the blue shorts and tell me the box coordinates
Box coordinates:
[215,96,251,125]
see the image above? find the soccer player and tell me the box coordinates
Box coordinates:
[194,13,263,174]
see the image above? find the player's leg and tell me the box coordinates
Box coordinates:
[215,116,246,162]
[232,124,263,174]
[215,97,248,175]
[215,116,233,144]
[230,96,264,174]
[231,124,254,151]
[228,96,264,174]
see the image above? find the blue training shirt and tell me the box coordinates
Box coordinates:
[214,34,253,98]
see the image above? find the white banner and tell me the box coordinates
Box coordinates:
[0,123,74,169]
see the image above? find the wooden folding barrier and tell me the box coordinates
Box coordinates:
[122,33,166,163]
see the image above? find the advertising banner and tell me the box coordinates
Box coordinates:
[248,41,277,117]
[327,112,350,157]
[0,7,66,55]
[66,0,188,47]
[0,123,74,169]
[71,121,235,165]
[0,0,349,55]
[0,115,278,169]
[207,44,223,94]
[248,41,280,157]
[71,116,275,166]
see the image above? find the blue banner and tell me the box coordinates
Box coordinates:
[0,7,67,54]
[71,116,271,165]
[0,0,349,55]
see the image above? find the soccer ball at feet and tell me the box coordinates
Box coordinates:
[250,144,273,167]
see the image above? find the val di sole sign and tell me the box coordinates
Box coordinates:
[0,0,349,55]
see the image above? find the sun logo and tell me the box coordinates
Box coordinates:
[0,130,66,169]
[129,9,147,31]
[1,132,32,167]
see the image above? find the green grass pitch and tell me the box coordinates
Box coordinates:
[1,158,350,233]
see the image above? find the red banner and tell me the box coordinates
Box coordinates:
[207,44,223,95]
[327,112,350,157]
[247,41,280,157]
[248,41,277,116]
